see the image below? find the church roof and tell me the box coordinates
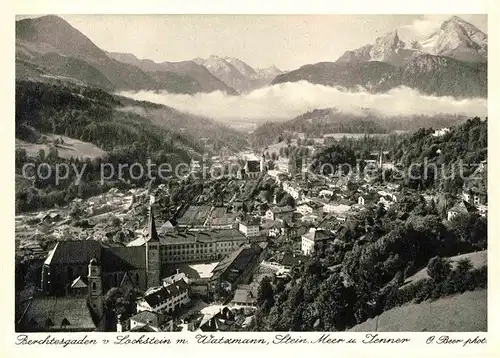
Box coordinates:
[44,240,101,265]
[101,247,146,271]
[43,240,146,272]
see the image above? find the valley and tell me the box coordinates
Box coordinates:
[14,14,488,335]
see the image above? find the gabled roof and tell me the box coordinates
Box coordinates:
[142,279,189,308]
[70,276,88,289]
[302,229,335,242]
[130,310,159,327]
[449,200,476,214]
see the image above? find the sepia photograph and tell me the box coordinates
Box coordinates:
[14,14,487,334]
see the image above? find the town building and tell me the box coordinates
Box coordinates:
[17,296,98,332]
[210,243,266,293]
[447,201,477,221]
[265,206,294,222]
[136,278,190,315]
[462,187,487,206]
[296,204,314,216]
[283,181,303,200]
[230,284,258,307]
[238,218,261,238]
[301,228,336,256]
[128,229,249,264]
[123,310,174,332]
[240,160,262,180]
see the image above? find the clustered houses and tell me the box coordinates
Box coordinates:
[447,186,488,221]
[283,181,304,200]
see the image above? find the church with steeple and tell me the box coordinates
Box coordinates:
[40,203,162,298]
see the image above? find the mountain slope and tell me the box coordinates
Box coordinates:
[106,52,237,94]
[271,61,396,90]
[16,79,248,156]
[421,16,487,63]
[273,53,486,98]
[375,54,487,98]
[15,15,217,94]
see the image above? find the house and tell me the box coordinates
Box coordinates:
[260,220,283,237]
[301,228,335,256]
[318,189,334,198]
[447,201,477,221]
[230,284,258,307]
[197,307,236,332]
[125,310,174,332]
[136,278,190,315]
[265,206,294,222]
[238,218,260,238]
[462,187,487,206]
[358,196,365,206]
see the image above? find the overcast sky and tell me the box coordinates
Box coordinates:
[17,14,487,70]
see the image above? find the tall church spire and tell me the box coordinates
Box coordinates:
[146,198,159,242]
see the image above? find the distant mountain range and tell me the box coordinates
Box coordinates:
[193,55,283,92]
[273,16,487,99]
[15,14,487,105]
[15,15,283,95]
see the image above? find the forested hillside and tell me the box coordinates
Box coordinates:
[251,108,468,148]
[15,80,249,212]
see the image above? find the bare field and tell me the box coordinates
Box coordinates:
[16,134,107,159]
[348,289,487,332]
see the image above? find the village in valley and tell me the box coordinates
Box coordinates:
[14,14,488,334]
[15,125,488,333]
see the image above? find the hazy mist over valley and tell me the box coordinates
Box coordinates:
[119,82,487,130]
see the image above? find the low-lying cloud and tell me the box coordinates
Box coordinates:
[118,81,487,122]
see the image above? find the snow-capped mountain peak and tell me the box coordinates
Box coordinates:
[193,55,283,92]
[337,16,487,66]
[422,16,487,62]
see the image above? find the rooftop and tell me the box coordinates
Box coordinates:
[142,279,189,308]
[18,296,96,332]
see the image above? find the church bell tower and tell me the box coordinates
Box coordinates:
[88,258,104,319]
[145,198,160,288]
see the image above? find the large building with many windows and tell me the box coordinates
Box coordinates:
[128,227,249,264]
